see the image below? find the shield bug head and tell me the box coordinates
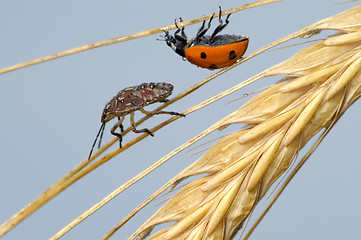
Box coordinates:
[88,82,184,161]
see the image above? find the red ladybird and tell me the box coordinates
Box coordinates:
[164,7,249,70]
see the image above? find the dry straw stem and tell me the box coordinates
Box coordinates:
[126,5,361,240]
[0,0,279,76]
[0,1,281,238]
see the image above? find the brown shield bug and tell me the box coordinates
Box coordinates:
[88,82,185,160]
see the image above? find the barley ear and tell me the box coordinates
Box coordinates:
[130,5,361,239]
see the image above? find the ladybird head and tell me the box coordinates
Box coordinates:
[163,31,187,58]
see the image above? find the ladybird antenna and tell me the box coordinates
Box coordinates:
[156,30,168,41]
[88,122,106,161]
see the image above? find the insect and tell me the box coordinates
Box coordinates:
[88,82,185,160]
[163,7,249,70]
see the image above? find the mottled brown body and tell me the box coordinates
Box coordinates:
[102,82,174,122]
[88,82,184,160]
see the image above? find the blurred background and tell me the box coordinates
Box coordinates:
[1,0,361,239]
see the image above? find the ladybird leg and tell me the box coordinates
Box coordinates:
[195,13,214,39]
[129,112,154,137]
[210,15,230,39]
[195,20,206,38]
[139,107,185,117]
[217,6,231,26]
[211,7,231,40]
[110,116,125,148]
[179,18,187,40]
[174,18,187,42]
[174,18,180,33]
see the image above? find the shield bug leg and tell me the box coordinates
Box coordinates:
[160,111,185,117]
[88,82,184,156]
[129,111,154,137]
[118,117,125,132]
[88,122,106,161]
[110,116,125,148]
[211,7,231,40]
[139,107,185,117]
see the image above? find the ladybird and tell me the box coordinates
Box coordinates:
[164,7,249,70]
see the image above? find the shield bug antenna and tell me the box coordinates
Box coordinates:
[88,122,106,161]
[87,82,185,161]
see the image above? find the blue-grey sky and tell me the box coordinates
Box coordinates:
[1,1,361,239]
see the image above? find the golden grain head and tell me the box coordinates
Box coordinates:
[132,6,361,239]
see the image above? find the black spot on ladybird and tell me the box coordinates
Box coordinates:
[229,50,236,60]
[200,52,207,59]
[209,64,217,69]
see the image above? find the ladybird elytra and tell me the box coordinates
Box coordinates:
[184,39,249,70]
